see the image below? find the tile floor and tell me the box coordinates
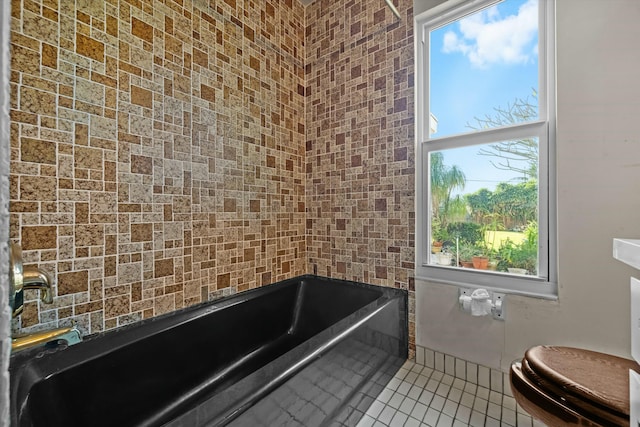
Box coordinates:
[356,358,546,427]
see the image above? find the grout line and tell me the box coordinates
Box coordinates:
[357,346,542,427]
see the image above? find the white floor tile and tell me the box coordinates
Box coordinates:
[405,371,419,384]
[460,391,475,408]
[430,395,446,411]
[500,408,516,426]
[472,397,488,414]
[389,392,406,409]
[436,413,454,427]
[357,414,376,427]
[387,377,403,391]
[356,414,376,427]
[408,384,424,400]
[399,397,417,415]
[410,402,428,421]
[502,395,516,411]
[367,400,386,418]
[452,378,466,390]
[442,399,458,418]
[378,388,395,404]
[396,368,410,381]
[489,391,503,405]
[435,382,451,397]
[485,416,500,427]
[402,361,416,371]
[378,405,397,425]
[454,404,472,423]
[420,367,435,378]
[431,371,444,382]
[487,402,502,420]
[441,374,455,386]
[423,408,441,426]
[362,355,540,427]
[414,374,429,389]
[469,410,486,427]
[391,411,409,426]
[464,382,478,395]
[447,387,462,403]
[516,412,533,427]
[411,363,425,374]
[418,390,435,406]
[425,379,440,393]
[404,417,422,427]
[397,381,413,396]
[476,386,490,400]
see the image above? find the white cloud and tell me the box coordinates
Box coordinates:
[442,0,538,68]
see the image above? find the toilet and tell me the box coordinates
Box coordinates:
[510,345,640,427]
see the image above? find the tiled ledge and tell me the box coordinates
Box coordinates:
[613,238,640,270]
[415,346,513,398]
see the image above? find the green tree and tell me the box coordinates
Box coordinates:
[430,152,466,232]
[491,180,537,229]
[466,181,537,230]
[465,188,493,224]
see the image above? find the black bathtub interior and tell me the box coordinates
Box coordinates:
[10,275,407,427]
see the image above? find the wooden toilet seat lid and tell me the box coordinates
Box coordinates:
[524,345,640,417]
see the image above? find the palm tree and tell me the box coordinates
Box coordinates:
[430,152,466,233]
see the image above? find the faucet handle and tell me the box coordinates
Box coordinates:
[9,242,24,317]
[9,242,54,317]
[23,266,53,304]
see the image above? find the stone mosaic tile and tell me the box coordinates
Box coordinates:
[9,0,415,359]
[10,0,306,336]
[304,0,416,355]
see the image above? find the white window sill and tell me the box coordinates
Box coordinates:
[415,265,558,300]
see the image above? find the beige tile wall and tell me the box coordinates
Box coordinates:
[304,0,416,355]
[9,0,415,357]
[9,0,307,334]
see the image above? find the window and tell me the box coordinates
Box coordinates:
[415,0,556,297]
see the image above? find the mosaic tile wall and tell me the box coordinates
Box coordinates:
[9,0,307,335]
[9,0,416,357]
[304,0,416,355]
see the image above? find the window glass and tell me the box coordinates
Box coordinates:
[430,0,540,138]
[415,0,556,296]
[429,139,539,276]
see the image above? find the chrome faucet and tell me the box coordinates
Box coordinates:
[9,242,53,317]
[23,265,53,304]
[9,242,82,352]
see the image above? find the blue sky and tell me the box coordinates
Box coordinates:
[429,0,539,194]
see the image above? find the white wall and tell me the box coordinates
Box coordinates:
[416,0,640,372]
[414,0,446,16]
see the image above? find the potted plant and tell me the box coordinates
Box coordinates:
[435,251,454,266]
[431,218,451,253]
[472,241,493,270]
[472,254,489,269]
[497,223,538,275]
[457,241,477,268]
[507,244,536,275]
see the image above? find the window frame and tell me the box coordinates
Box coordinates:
[414,0,557,298]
